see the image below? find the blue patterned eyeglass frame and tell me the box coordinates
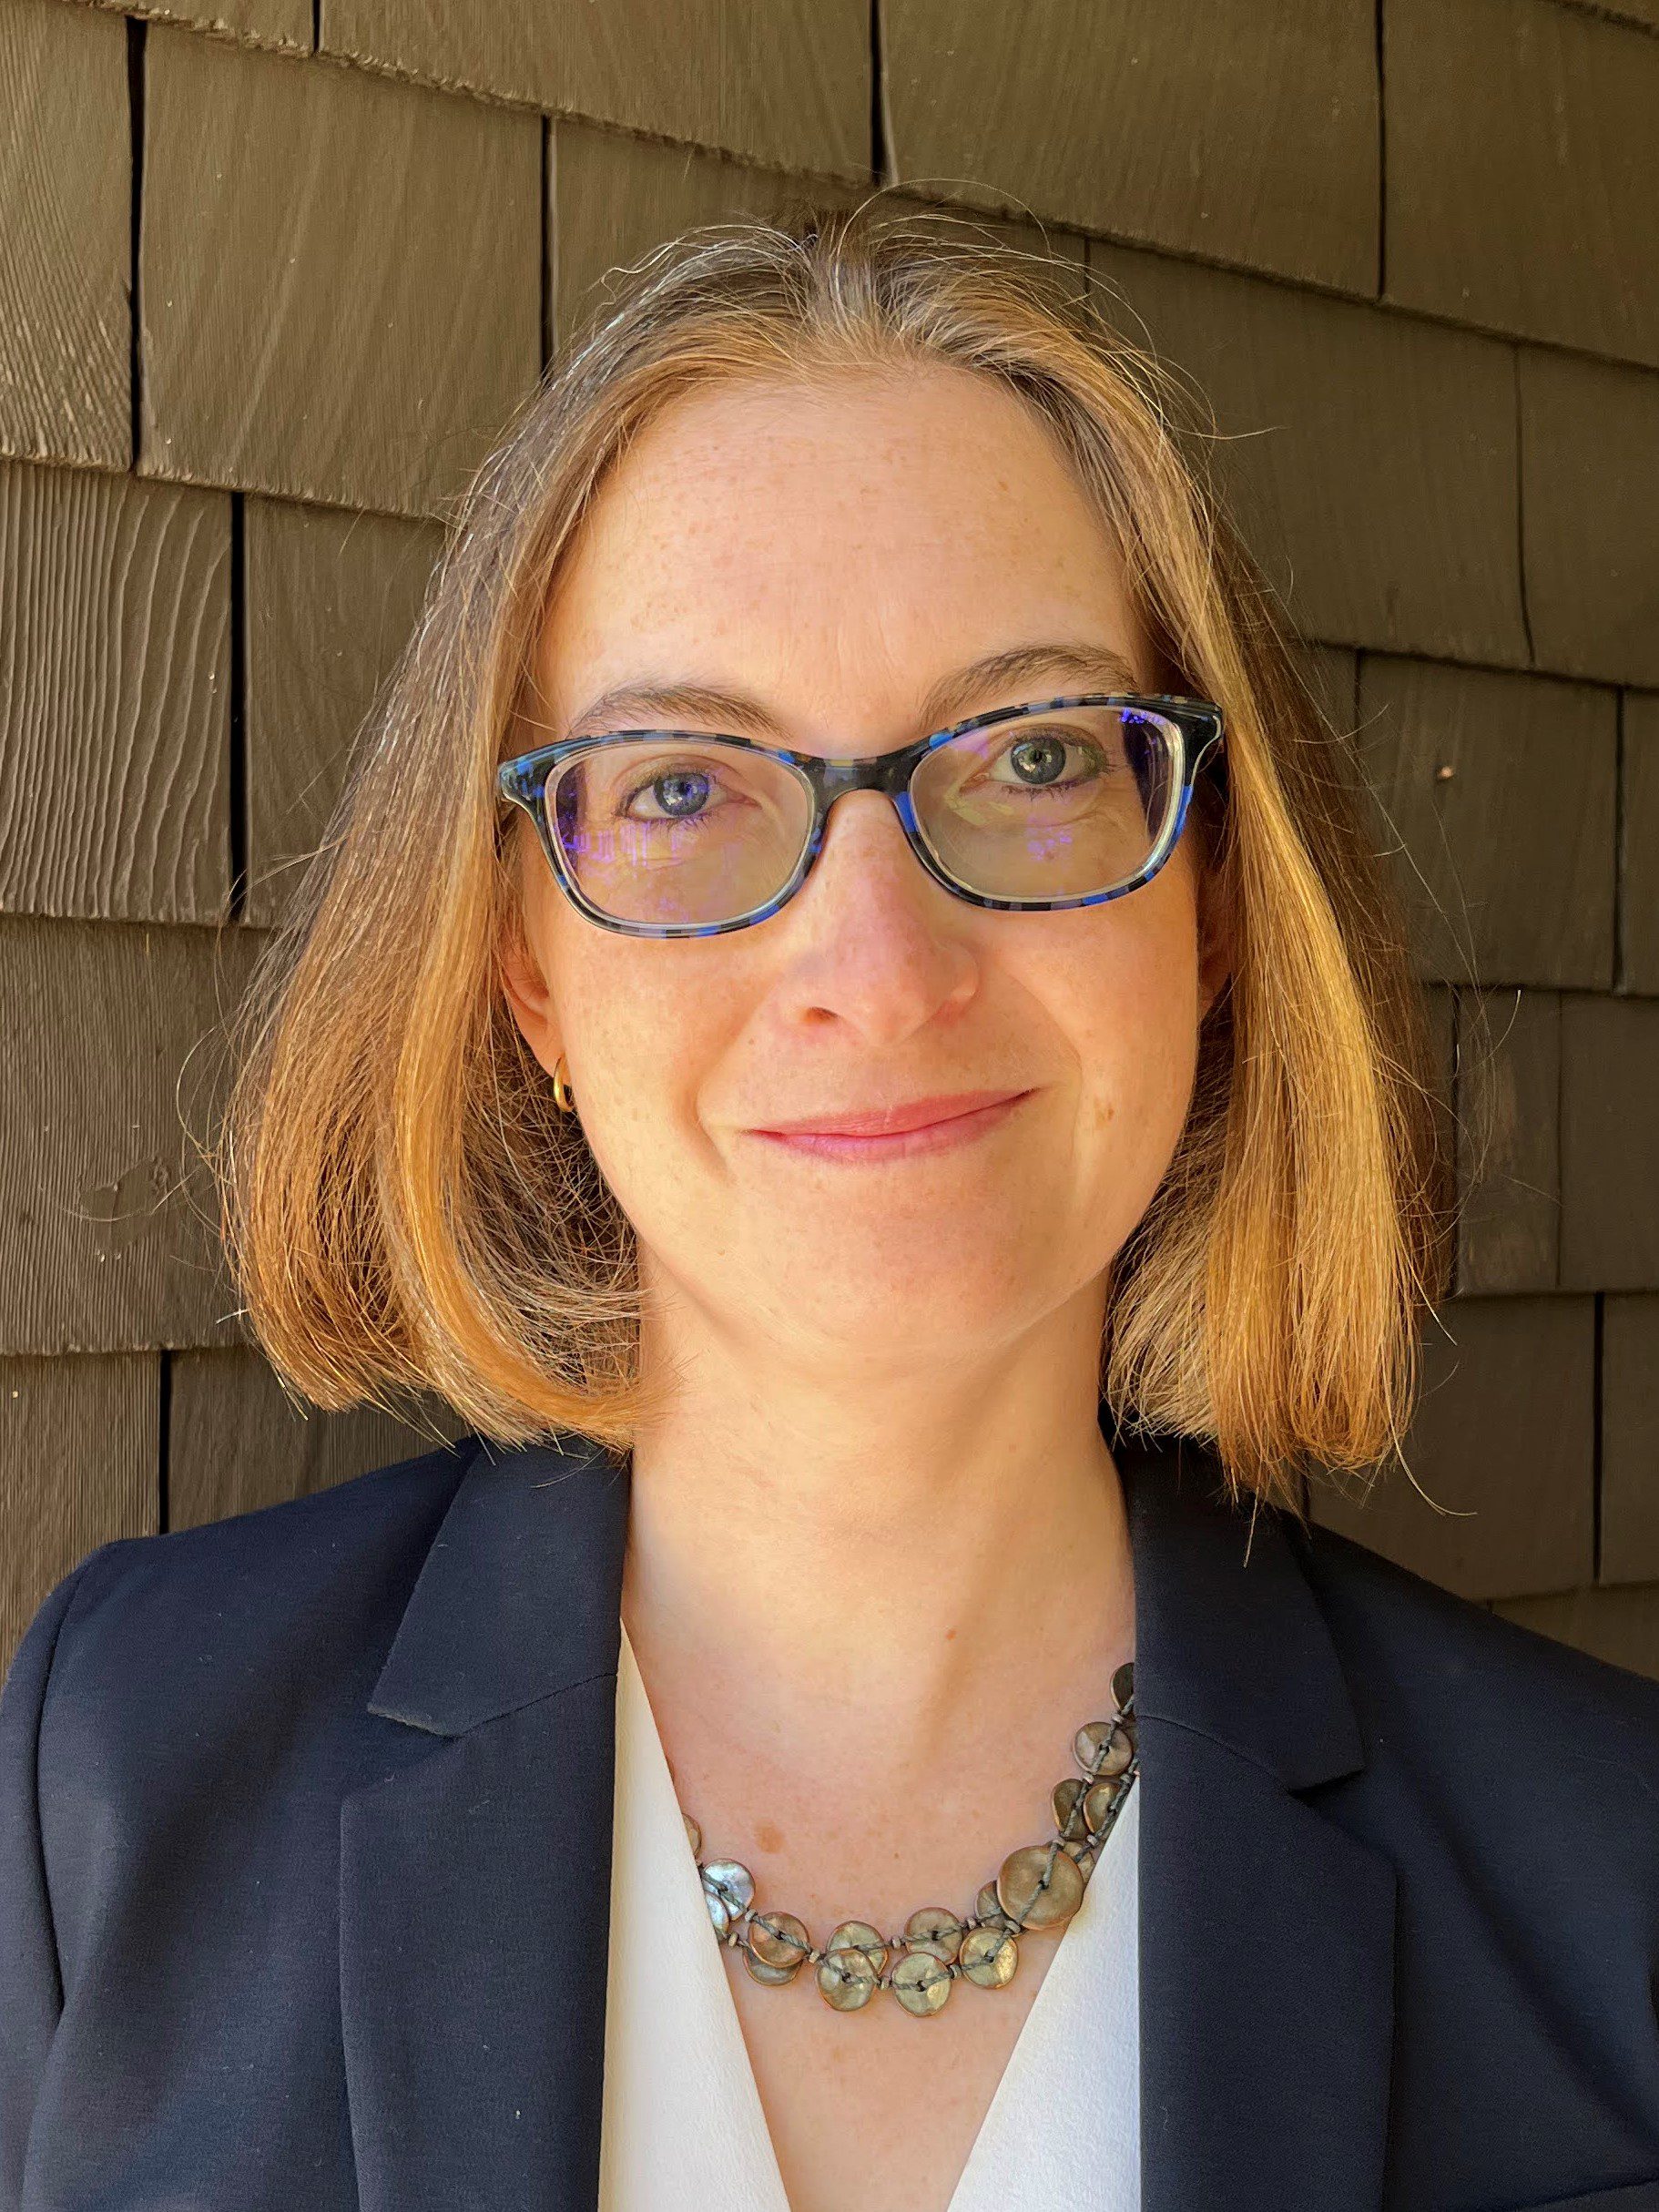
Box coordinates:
[496,690,1226,941]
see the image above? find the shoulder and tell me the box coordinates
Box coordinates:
[3,1432,481,1789]
[1288,1507,1659,1872]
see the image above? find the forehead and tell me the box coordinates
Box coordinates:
[533,363,1148,725]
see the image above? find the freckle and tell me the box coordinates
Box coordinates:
[755,1820,785,1854]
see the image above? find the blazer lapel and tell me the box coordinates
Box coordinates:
[1118,1426,1399,2212]
[338,1431,632,2212]
[337,1422,1397,2212]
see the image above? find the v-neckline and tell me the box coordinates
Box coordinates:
[603,1620,1140,2211]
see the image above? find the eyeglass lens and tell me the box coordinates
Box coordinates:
[544,704,1183,928]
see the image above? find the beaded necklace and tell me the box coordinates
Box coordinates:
[684,1659,1137,2016]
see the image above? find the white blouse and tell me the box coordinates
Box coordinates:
[599,1621,1141,2210]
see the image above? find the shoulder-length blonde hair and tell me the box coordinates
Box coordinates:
[215,195,1451,1514]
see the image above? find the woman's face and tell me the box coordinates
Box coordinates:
[502,362,1227,1376]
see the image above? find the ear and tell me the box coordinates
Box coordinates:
[496,902,564,1074]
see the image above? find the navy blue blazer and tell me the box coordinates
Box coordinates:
[5,1419,1659,2212]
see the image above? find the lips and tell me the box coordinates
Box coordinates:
[750,1089,1030,1138]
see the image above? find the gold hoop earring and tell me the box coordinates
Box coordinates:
[551,1054,576,1115]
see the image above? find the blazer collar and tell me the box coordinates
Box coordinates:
[1115,1422,1366,1789]
[366,1430,631,1735]
[365,1418,1364,1786]
[341,1418,1396,2212]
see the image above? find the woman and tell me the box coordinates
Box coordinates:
[4,201,1658,2212]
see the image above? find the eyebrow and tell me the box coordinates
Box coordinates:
[555,641,1148,746]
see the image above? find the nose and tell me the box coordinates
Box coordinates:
[804,786,942,910]
[766,785,978,1029]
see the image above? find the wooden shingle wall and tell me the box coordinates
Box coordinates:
[1,0,1655,1681]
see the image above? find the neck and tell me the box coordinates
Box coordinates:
[619,1279,1135,1768]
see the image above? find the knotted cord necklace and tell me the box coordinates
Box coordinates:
[683,1658,1137,2016]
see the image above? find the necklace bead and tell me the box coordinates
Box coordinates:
[995,1840,1085,1930]
[903,1906,965,1963]
[742,1909,812,1983]
[687,1662,1137,2013]
[891,1950,953,2016]
[960,1922,1021,1988]
[816,1920,887,2011]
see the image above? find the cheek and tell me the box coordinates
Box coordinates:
[541,937,725,1221]
[1059,888,1203,1163]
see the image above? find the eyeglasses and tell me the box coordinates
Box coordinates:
[496,691,1226,940]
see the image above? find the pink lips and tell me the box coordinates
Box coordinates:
[748,1089,1033,1162]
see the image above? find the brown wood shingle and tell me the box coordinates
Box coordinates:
[885,0,1379,294]
[550,124,850,353]
[1356,657,1616,990]
[0,918,264,1355]
[1563,0,1659,25]
[1602,1294,1659,1586]
[168,1347,466,1530]
[1308,1294,1596,1603]
[84,0,310,47]
[0,459,229,923]
[1298,645,1360,747]
[1560,994,1659,1293]
[1086,242,1529,668]
[1385,0,1659,370]
[549,129,1085,358]
[0,1352,158,1682]
[1494,1583,1659,1685]
[244,497,443,928]
[140,29,541,517]
[325,0,869,182]
[1521,348,1659,689]
[1624,689,1659,994]
[1455,990,1561,1296]
[0,0,128,469]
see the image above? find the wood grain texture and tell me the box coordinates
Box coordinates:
[1308,1294,1595,1603]
[1423,979,1457,1141]
[244,497,442,928]
[1623,690,1659,994]
[550,127,1084,367]
[550,123,853,354]
[1602,1295,1659,1585]
[1521,347,1659,688]
[1385,0,1659,369]
[1356,657,1616,989]
[0,918,267,1355]
[326,0,869,181]
[1088,240,1529,668]
[1455,990,1561,1295]
[0,458,229,921]
[1420,982,1459,1269]
[0,1352,158,1685]
[1575,0,1659,24]
[885,0,1379,293]
[82,0,310,47]
[140,29,541,518]
[1298,645,1359,745]
[168,1347,466,1531]
[1558,0,1659,26]
[1493,1583,1659,1686]
[0,0,127,468]
[1560,994,1659,1293]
